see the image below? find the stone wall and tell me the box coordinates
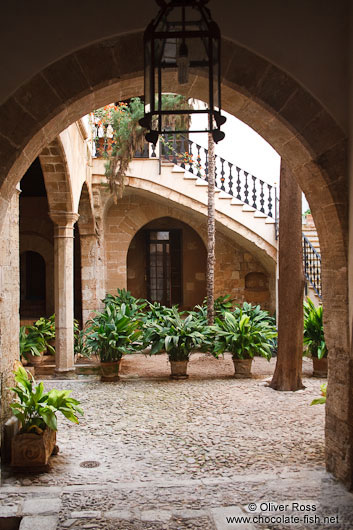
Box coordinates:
[0,190,20,429]
[104,191,272,311]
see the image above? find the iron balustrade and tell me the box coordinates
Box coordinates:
[303,235,322,299]
[160,134,276,218]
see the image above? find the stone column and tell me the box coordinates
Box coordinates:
[270,163,304,391]
[80,233,105,325]
[50,211,79,376]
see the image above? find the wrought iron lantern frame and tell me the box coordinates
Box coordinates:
[140,0,226,144]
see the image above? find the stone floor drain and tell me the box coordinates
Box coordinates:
[79,460,100,468]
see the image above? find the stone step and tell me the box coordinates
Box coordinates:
[242,204,256,212]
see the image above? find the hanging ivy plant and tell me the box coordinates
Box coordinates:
[92,95,193,200]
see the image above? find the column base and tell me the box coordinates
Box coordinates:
[54,369,77,380]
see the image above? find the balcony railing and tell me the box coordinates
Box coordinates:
[303,235,322,298]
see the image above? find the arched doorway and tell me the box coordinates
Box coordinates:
[127,217,207,309]
[20,250,46,319]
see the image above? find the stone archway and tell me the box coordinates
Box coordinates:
[0,33,349,486]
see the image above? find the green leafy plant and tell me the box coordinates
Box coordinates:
[10,366,83,433]
[140,301,180,325]
[103,288,146,318]
[303,298,327,359]
[20,326,46,360]
[84,304,142,362]
[191,294,235,325]
[211,310,277,360]
[234,302,277,356]
[143,307,208,361]
[311,383,327,405]
[33,315,56,355]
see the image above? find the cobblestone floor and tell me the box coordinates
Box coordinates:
[1,354,353,529]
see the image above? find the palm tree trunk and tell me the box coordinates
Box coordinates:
[207,133,216,325]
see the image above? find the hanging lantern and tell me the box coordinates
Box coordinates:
[139,0,226,144]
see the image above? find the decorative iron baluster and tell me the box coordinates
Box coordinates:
[252,175,257,209]
[151,142,156,157]
[259,180,265,213]
[228,163,233,196]
[220,158,225,191]
[172,136,178,164]
[95,125,100,157]
[196,144,202,177]
[268,184,273,218]
[236,166,241,200]
[103,124,108,153]
[188,140,194,173]
[244,171,249,204]
[204,147,208,180]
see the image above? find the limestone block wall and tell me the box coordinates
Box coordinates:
[0,190,20,428]
[215,233,271,310]
[103,191,273,311]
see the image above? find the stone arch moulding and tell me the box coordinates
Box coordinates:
[77,181,96,236]
[38,137,74,214]
[0,32,350,486]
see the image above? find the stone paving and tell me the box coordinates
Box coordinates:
[1,354,353,529]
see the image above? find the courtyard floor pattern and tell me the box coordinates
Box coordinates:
[1,355,353,529]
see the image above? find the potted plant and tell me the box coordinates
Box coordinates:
[84,303,142,381]
[143,307,207,379]
[19,325,46,366]
[211,311,277,378]
[303,297,327,377]
[33,315,56,356]
[10,366,83,470]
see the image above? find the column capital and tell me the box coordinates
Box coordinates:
[49,210,79,228]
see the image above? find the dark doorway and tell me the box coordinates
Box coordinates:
[147,230,182,306]
[20,251,46,317]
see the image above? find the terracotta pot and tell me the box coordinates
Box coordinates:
[26,351,44,366]
[11,428,57,470]
[100,360,121,382]
[232,358,252,378]
[312,357,328,378]
[170,360,189,379]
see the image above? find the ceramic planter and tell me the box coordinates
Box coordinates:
[232,358,252,378]
[11,428,57,471]
[312,357,328,377]
[170,360,189,379]
[100,360,121,382]
[26,351,44,366]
